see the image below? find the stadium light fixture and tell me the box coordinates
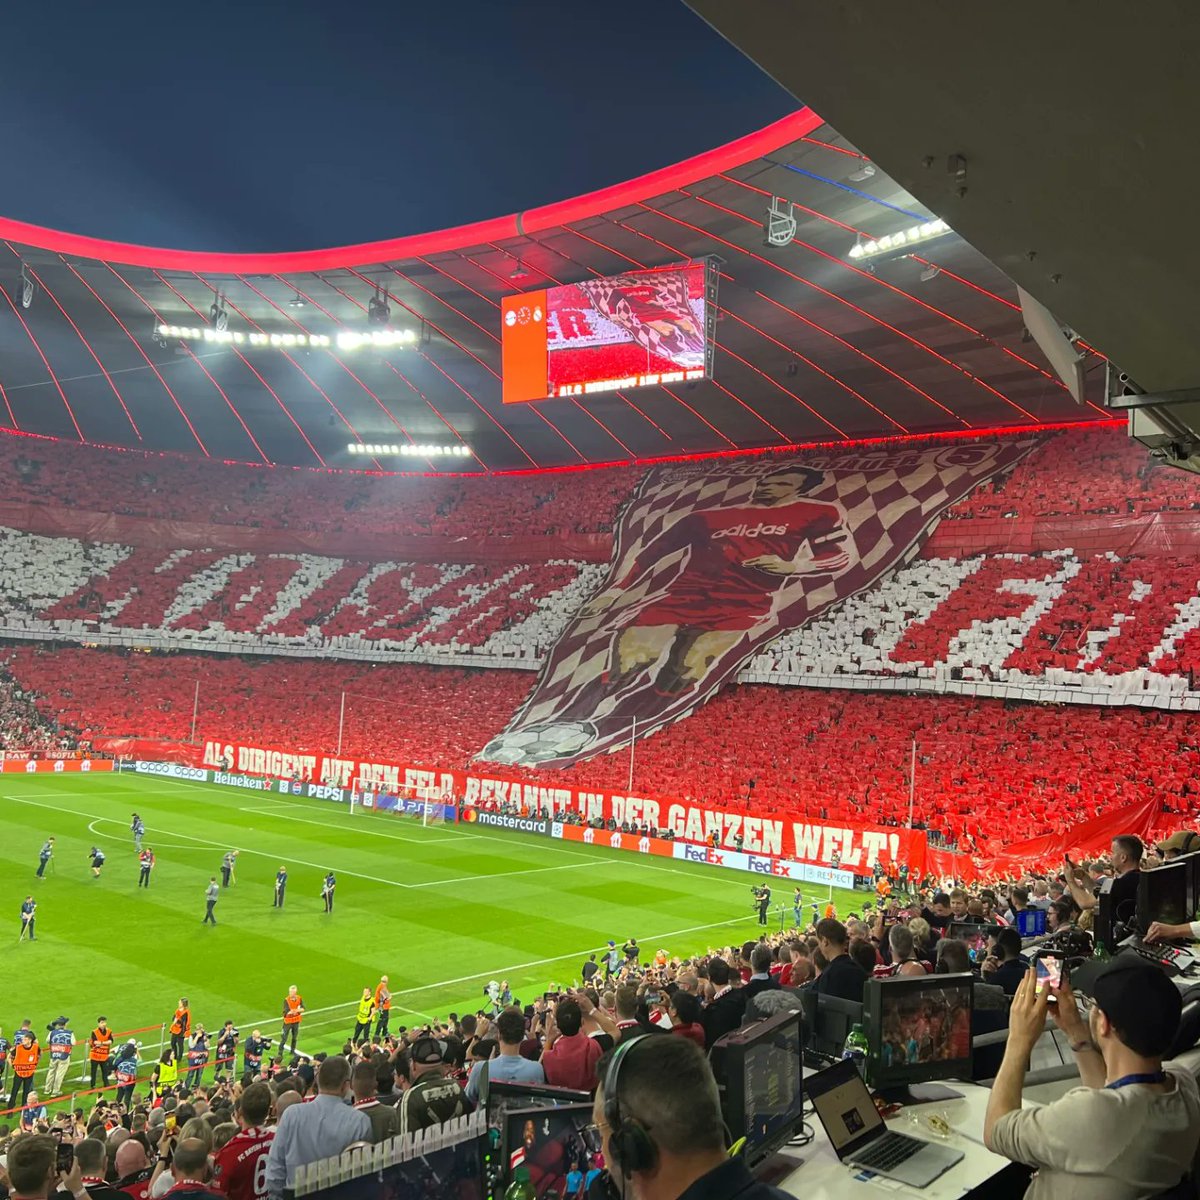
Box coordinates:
[367,287,390,326]
[335,328,418,350]
[848,218,951,261]
[346,441,472,458]
[156,324,416,352]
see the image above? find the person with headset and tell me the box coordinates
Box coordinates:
[590,1035,793,1199]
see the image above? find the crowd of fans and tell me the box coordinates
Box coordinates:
[6,641,1200,851]
[4,427,1200,540]
[0,436,640,540]
[941,426,1200,521]
[0,671,73,757]
[1,647,532,768]
[2,828,1198,1200]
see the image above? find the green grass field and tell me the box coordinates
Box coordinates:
[0,772,860,1096]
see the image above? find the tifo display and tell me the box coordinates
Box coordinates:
[5,425,1200,1196]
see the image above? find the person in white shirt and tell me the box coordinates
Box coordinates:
[984,957,1200,1199]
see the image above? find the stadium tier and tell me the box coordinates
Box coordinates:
[4,648,1197,849]
[3,422,1200,870]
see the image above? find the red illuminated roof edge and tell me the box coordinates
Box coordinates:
[0,111,824,274]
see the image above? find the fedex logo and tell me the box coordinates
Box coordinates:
[713,523,787,539]
[683,844,708,863]
[747,856,774,875]
[706,848,724,866]
[771,860,793,877]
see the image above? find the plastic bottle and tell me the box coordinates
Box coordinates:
[504,1166,536,1200]
[842,1022,870,1076]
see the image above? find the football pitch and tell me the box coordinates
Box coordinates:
[0,773,860,1076]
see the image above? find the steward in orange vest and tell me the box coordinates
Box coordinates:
[281,987,304,1053]
[89,1018,114,1088]
[8,1031,39,1109]
[169,999,191,1058]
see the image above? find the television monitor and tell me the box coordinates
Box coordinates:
[1094,889,1117,955]
[1136,859,1191,931]
[1176,849,1200,923]
[501,262,715,404]
[481,1076,592,1200]
[502,1104,601,1199]
[709,1008,805,1167]
[1015,909,1047,938]
[810,995,863,1061]
[947,922,1001,961]
[862,973,974,1099]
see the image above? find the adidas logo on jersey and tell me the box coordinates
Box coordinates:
[713,522,788,538]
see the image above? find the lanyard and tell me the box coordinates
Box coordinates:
[1106,1071,1167,1090]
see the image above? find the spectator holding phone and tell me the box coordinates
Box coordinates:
[464,1009,544,1103]
[984,958,1200,1198]
[7,1134,85,1200]
[540,998,601,1092]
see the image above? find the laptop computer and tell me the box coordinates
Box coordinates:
[807,1058,964,1187]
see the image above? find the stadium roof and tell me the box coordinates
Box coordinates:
[0,109,1113,474]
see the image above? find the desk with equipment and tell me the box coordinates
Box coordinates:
[474,863,1200,1200]
[721,971,1061,1198]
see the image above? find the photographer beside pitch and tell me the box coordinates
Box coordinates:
[984,957,1200,1197]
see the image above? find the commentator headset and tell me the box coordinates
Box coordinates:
[602,1036,659,1189]
[598,1036,743,1199]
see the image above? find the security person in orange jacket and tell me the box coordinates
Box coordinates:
[281,986,304,1053]
[170,999,191,1060]
[8,1029,39,1110]
[89,1016,114,1087]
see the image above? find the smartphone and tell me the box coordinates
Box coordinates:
[1034,951,1066,999]
[57,1142,74,1173]
[165,1114,177,1133]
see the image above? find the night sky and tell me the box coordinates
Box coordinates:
[3,1,794,253]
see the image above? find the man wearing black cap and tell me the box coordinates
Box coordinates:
[984,958,1200,1197]
[397,1037,471,1136]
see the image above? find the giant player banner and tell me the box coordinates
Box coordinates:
[480,440,1040,769]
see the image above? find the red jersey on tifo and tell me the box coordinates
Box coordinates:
[211,1127,274,1200]
[628,499,847,629]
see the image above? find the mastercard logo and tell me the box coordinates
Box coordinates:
[462,808,478,823]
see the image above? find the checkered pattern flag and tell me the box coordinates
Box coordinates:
[575,270,706,366]
[480,438,1041,769]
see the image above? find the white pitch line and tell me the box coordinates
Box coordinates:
[9,778,756,893]
[8,795,652,894]
[119,777,489,843]
[111,909,759,1064]
[4,795,413,891]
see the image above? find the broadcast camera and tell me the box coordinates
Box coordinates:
[47,1015,69,1031]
